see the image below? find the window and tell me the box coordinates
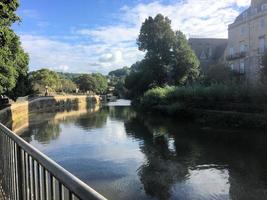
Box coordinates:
[208,47,212,57]
[240,60,245,74]
[241,26,246,35]
[230,63,234,70]
[252,8,258,15]
[260,18,265,29]
[240,43,247,53]
[229,47,234,55]
[262,3,267,11]
[259,36,265,53]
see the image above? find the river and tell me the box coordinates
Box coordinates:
[13,99,267,200]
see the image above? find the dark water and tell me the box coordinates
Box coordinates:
[15,100,267,200]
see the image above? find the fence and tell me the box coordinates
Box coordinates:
[0,123,107,200]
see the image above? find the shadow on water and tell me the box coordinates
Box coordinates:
[4,101,267,200]
[125,113,267,200]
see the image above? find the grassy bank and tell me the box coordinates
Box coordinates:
[136,84,267,128]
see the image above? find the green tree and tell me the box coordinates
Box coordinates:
[125,14,200,98]
[137,14,175,86]
[0,0,30,98]
[75,74,97,93]
[75,74,108,94]
[108,66,130,97]
[60,79,77,93]
[30,69,61,93]
[108,66,130,78]
[205,63,236,84]
[171,31,200,84]
[92,73,108,94]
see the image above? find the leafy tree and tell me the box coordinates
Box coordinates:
[60,78,77,93]
[171,31,200,84]
[75,74,108,94]
[108,66,130,97]
[0,0,30,99]
[108,66,130,78]
[205,63,237,84]
[125,61,154,98]
[92,73,108,94]
[30,69,61,93]
[75,74,96,93]
[125,14,200,98]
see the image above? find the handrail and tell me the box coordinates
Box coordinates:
[0,123,108,200]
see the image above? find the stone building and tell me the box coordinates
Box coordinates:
[226,0,267,83]
[189,38,228,74]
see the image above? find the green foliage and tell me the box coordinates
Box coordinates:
[60,78,77,93]
[57,72,83,81]
[92,73,108,94]
[125,14,200,98]
[30,69,61,93]
[0,0,20,27]
[171,31,200,84]
[0,0,30,99]
[75,73,108,94]
[108,66,130,97]
[204,63,238,85]
[108,66,130,78]
[139,84,266,114]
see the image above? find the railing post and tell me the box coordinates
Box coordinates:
[17,146,24,200]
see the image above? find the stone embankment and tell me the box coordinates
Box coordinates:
[0,95,101,131]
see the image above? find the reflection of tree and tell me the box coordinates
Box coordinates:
[108,106,136,122]
[74,108,109,130]
[125,117,190,200]
[32,122,61,142]
[21,121,61,143]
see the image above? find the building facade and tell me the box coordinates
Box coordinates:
[189,38,228,74]
[226,0,267,83]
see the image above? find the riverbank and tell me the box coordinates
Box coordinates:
[0,95,101,131]
[136,85,267,129]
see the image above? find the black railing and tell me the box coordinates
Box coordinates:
[0,123,107,200]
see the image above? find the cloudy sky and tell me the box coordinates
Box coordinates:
[14,0,251,74]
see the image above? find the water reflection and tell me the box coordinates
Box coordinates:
[15,103,267,200]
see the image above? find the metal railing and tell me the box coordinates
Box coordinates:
[0,123,107,200]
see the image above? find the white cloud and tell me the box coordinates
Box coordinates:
[19,0,250,74]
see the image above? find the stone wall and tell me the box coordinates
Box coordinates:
[0,95,101,131]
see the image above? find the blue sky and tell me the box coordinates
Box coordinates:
[14,0,250,74]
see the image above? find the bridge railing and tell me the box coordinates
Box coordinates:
[0,123,107,200]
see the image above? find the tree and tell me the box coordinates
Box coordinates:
[92,73,108,94]
[125,14,200,98]
[30,69,61,93]
[137,14,175,86]
[205,63,237,84]
[108,66,130,78]
[0,0,30,99]
[76,74,96,93]
[108,67,130,97]
[60,79,77,93]
[171,31,200,84]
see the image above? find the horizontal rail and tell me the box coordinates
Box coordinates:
[0,123,107,200]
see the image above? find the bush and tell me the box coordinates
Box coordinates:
[139,84,267,114]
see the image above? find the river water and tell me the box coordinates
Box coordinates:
[14,100,267,200]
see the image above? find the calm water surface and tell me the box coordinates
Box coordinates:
[14,100,267,200]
